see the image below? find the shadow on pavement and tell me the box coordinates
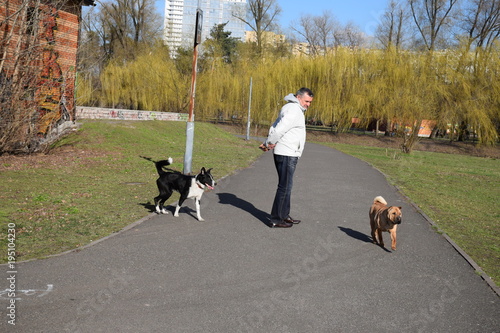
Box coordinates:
[338,226,392,253]
[139,202,156,213]
[217,192,270,226]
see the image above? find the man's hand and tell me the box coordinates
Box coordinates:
[259,143,276,151]
[259,143,269,151]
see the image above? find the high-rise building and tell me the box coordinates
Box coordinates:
[164,0,247,54]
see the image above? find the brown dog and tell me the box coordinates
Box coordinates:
[369,196,402,250]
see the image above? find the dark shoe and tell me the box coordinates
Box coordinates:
[270,221,293,228]
[284,217,301,224]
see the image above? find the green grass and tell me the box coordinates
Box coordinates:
[0,120,262,262]
[320,143,500,285]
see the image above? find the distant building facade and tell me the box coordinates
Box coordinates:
[164,0,247,54]
[244,30,286,45]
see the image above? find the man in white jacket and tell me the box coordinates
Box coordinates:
[263,87,314,228]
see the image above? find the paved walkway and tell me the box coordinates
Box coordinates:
[2,143,499,332]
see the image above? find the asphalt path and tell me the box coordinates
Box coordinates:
[2,142,499,332]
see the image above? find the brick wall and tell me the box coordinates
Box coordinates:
[0,0,84,135]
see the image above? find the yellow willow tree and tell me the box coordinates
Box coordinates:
[86,45,499,147]
[396,53,438,153]
[486,49,500,141]
[197,62,245,122]
[345,49,439,152]
[328,49,363,130]
[300,55,338,127]
[238,52,361,131]
[294,53,346,128]
[130,51,191,112]
[434,50,475,142]
[351,49,388,132]
[75,73,97,106]
[198,59,276,126]
[235,57,300,128]
[98,49,190,111]
[432,47,500,144]
[464,47,500,144]
[366,48,410,135]
[120,53,165,111]
[99,60,126,108]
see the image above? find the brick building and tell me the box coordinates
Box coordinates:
[0,0,95,147]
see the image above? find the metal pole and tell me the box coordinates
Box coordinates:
[183,8,203,174]
[183,44,198,174]
[246,77,253,140]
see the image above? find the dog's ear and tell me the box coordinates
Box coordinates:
[200,167,206,174]
[399,207,402,210]
[207,168,213,173]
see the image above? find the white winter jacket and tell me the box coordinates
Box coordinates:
[265,93,306,157]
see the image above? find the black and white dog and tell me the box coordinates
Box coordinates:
[154,157,216,221]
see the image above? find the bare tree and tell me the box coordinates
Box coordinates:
[233,0,281,56]
[292,14,321,56]
[291,11,365,55]
[313,11,340,54]
[408,0,459,51]
[376,0,411,50]
[291,10,340,56]
[92,0,162,61]
[342,22,365,49]
[460,0,500,51]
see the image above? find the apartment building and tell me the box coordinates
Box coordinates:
[244,30,286,45]
[164,0,247,54]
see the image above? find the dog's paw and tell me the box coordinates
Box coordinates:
[156,206,169,214]
[198,217,205,222]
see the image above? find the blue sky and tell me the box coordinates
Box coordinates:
[277,0,389,35]
[156,0,390,36]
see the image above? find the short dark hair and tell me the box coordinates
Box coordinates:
[296,87,314,98]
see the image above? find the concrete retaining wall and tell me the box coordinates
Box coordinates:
[76,106,189,121]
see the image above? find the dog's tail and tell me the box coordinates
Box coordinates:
[373,196,387,205]
[155,157,173,176]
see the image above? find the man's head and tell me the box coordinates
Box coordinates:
[296,87,314,109]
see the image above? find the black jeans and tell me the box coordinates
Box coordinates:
[270,154,298,223]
